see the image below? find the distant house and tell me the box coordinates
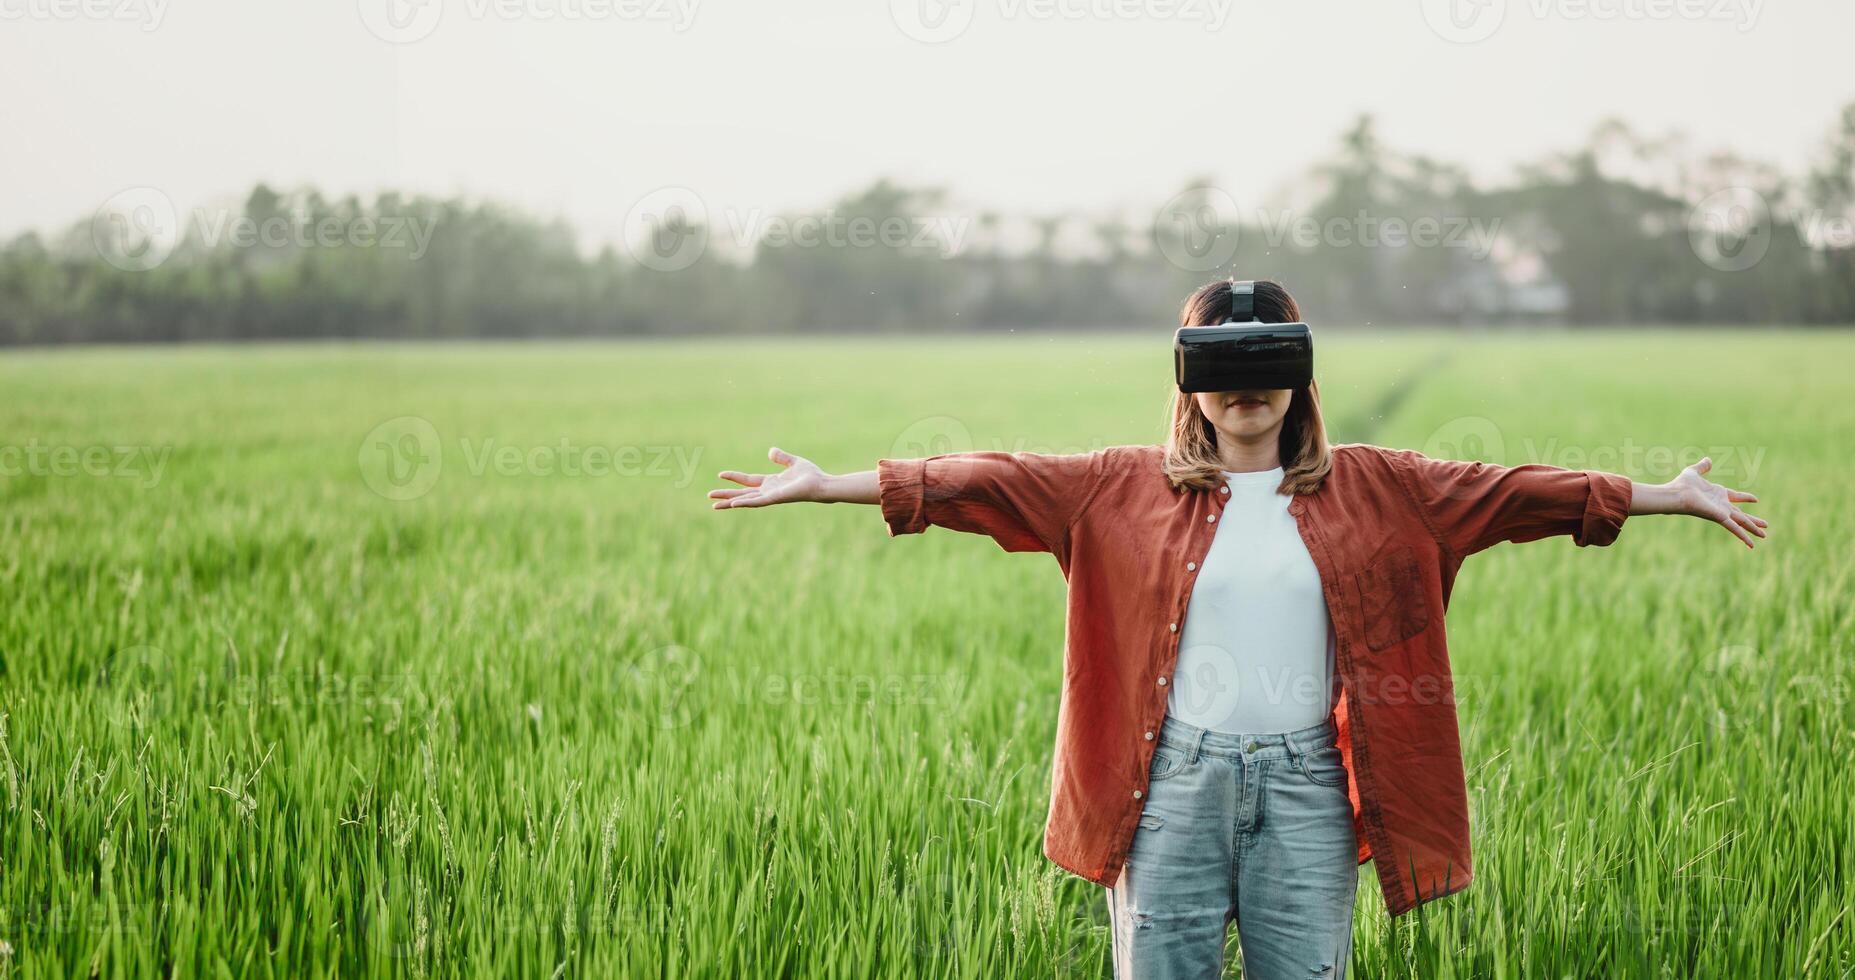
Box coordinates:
[1431,249,1571,325]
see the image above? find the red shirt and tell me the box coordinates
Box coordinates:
[876,443,1633,915]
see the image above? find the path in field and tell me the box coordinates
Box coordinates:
[1329,348,1453,443]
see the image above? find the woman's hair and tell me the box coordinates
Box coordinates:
[1164,279,1332,495]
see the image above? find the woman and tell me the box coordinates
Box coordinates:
[706,279,1767,979]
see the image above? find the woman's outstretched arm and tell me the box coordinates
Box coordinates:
[1392,449,1770,558]
[708,447,877,508]
[709,444,1107,556]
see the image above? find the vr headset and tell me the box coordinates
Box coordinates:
[1173,280,1314,392]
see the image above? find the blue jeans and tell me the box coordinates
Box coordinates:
[1107,715,1358,980]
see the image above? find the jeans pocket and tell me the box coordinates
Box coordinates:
[1299,743,1350,788]
[1147,744,1188,782]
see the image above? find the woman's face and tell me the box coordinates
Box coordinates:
[1193,388,1293,444]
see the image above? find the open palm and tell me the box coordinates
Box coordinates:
[709,447,823,509]
[1677,457,1768,548]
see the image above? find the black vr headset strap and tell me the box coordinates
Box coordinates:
[1226,279,1257,323]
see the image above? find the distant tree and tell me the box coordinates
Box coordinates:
[4,107,1854,346]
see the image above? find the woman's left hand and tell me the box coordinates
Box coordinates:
[1634,457,1769,549]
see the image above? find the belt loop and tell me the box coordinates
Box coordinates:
[1284,731,1307,771]
[1188,725,1205,765]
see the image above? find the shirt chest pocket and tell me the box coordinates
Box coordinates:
[1351,545,1430,651]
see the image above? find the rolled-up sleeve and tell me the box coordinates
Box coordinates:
[1387,449,1633,558]
[877,457,929,536]
[1578,469,1633,547]
[876,451,1107,556]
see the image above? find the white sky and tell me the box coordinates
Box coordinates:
[3,0,1852,246]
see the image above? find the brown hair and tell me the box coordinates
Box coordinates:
[1163,279,1332,495]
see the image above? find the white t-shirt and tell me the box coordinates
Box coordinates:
[1167,466,1337,734]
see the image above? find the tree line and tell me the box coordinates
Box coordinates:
[4,107,1853,345]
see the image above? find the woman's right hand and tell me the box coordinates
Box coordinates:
[709,447,827,509]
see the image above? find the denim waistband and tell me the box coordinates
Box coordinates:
[1157,713,1337,763]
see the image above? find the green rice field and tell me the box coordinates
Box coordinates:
[0,331,1850,978]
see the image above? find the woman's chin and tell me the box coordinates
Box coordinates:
[1216,422,1279,442]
